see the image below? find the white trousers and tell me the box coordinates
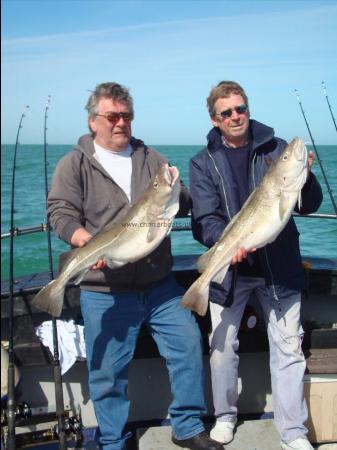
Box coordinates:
[209,276,308,443]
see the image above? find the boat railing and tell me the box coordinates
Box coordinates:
[1,212,336,239]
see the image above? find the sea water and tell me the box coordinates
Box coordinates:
[1,143,336,280]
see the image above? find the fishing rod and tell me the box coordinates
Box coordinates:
[7,106,29,450]
[295,89,337,216]
[322,81,337,134]
[43,95,67,449]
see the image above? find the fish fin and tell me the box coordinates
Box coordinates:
[105,258,125,269]
[211,264,229,284]
[146,220,169,242]
[146,225,160,242]
[181,280,209,316]
[297,191,302,210]
[105,258,114,269]
[197,246,217,273]
[72,268,90,285]
[279,192,290,220]
[31,279,64,317]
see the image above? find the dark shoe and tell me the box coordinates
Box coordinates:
[172,431,224,449]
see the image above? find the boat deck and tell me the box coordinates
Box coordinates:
[13,419,337,449]
[138,421,337,450]
[1,254,337,449]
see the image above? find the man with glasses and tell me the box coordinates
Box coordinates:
[189,81,322,450]
[48,82,222,450]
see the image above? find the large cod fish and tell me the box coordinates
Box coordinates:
[32,163,181,317]
[181,137,308,316]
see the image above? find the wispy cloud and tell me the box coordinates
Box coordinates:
[3,2,336,48]
[2,1,337,144]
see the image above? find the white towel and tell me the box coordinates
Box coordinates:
[35,320,86,375]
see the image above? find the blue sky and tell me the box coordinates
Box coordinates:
[2,0,337,145]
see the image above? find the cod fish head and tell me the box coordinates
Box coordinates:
[272,137,308,192]
[149,163,180,207]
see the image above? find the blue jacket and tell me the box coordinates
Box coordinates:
[189,120,323,306]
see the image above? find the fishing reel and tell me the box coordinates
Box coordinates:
[1,401,32,425]
[66,415,82,434]
[15,401,32,420]
[53,414,83,439]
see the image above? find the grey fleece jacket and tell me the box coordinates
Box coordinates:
[48,134,191,292]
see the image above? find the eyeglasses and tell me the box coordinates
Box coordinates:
[215,104,248,120]
[95,112,133,124]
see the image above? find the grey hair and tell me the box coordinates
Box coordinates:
[207,81,249,116]
[85,82,134,117]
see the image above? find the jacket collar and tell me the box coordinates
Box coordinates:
[75,134,147,159]
[74,134,149,182]
[207,119,275,153]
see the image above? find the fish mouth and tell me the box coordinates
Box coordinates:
[294,139,307,163]
[164,165,179,187]
[287,139,309,191]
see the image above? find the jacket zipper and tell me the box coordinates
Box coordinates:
[207,150,232,220]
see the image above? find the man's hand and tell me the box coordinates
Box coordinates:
[231,247,256,265]
[91,260,107,270]
[70,228,107,270]
[71,228,93,247]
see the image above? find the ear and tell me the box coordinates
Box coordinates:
[88,116,97,134]
[211,115,219,128]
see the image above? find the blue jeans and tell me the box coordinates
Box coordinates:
[209,276,308,443]
[80,274,206,450]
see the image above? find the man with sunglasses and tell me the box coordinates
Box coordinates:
[189,81,322,450]
[48,82,222,450]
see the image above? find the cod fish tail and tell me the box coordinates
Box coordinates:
[181,277,210,317]
[181,262,231,316]
[32,279,65,317]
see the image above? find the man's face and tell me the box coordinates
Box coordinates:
[211,94,250,147]
[89,98,132,151]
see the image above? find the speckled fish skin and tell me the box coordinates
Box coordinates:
[32,164,181,317]
[181,137,308,316]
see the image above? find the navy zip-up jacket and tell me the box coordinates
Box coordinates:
[190,120,323,306]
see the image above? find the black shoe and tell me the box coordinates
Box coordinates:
[172,431,224,450]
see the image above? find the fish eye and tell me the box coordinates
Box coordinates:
[153,181,159,189]
[282,153,288,161]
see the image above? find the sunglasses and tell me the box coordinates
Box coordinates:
[95,112,134,123]
[216,104,248,119]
